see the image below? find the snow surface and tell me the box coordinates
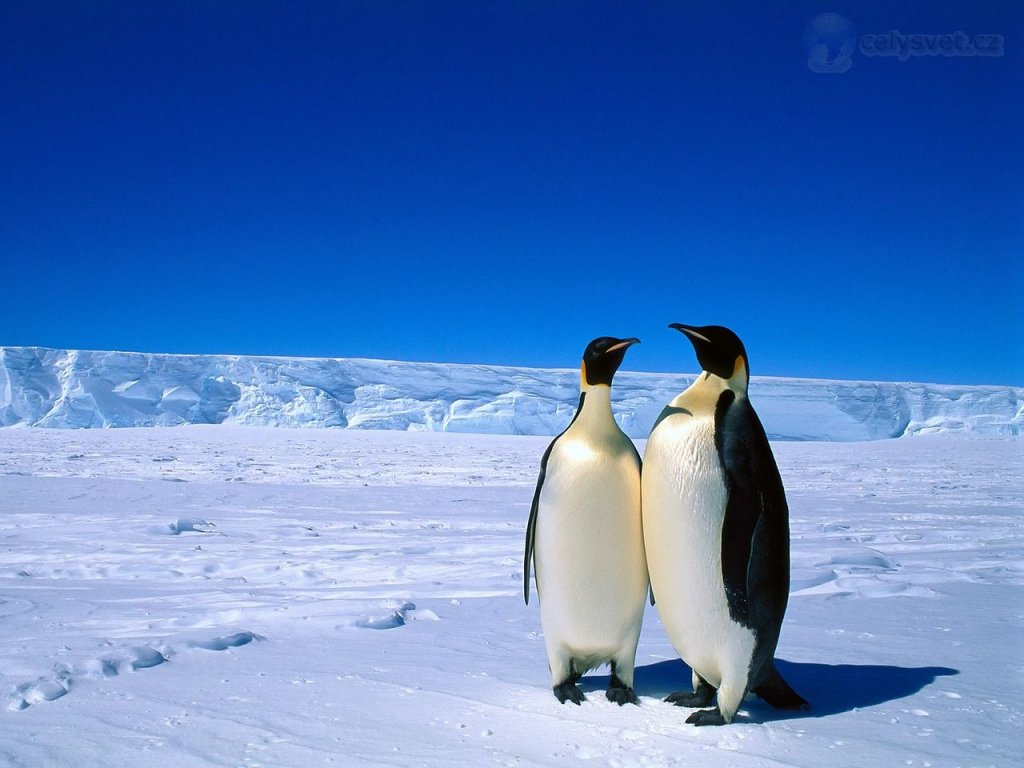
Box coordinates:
[1,347,1021,440]
[0,427,1021,767]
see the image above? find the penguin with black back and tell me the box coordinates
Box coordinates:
[641,324,808,725]
[524,336,648,706]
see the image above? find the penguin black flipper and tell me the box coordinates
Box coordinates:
[715,389,804,703]
[524,392,587,605]
[714,389,767,626]
[523,447,549,605]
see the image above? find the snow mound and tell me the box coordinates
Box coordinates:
[0,347,1020,440]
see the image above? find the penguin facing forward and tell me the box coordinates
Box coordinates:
[642,324,808,725]
[524,336,648,706]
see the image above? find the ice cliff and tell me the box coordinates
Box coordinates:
[0,347,1020,440]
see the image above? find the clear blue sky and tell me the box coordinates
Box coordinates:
[2,1,1021,385]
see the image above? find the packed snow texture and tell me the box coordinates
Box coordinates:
[0,427,1020,767]
[1,347,1021,439]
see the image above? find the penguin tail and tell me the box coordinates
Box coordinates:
[753,665,810,711]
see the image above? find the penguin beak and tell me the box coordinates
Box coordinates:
[604,338,641,354]
[669,324,711,344]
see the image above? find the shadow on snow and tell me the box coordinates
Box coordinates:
[579,658,959,721]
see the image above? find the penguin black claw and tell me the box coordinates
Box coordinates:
[685,708,727,727]
[605,666,639,705]
[664,690,713,708]
[606,685,639,706]
[665,675,715,707]
[553,681,586,705]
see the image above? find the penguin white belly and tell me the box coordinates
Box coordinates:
[642,414,755,690]
[535,432,646,673]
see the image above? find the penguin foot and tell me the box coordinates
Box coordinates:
[685,708,727,726]
[665,690,714,708]
[665,674,715,707]
[605,670,639,706]
[606,686,639,706]
[553,681,586,705]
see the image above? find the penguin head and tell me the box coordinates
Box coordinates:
[580,336,641,388]
[670,323,749,390]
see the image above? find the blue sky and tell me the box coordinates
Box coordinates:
[2,1,1021,385]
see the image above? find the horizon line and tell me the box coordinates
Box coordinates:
[1,344,1019,392]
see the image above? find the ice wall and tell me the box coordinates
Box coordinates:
[1,347,1020,440]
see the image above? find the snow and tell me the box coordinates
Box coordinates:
[2,347,1021,439]
[0,426,1021,767]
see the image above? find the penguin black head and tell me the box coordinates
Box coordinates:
[669,323,749,386]
[581,336,641,387]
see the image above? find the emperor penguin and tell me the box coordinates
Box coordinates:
[642,324,808,725]
[524,336,648,706]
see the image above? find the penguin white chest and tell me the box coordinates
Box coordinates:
[642,413,755,688]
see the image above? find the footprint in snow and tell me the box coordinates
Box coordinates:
[130,646,168,670]
[8,679,69,710]
[793,547,936,599]
[354,602,440,630]
[189,631,262,651]
[6,632,263,711]
[817,548,895,571]
[147,518,218,536]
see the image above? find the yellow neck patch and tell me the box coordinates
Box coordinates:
[729,355,750,392]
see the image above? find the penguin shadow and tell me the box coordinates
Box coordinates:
[581,659,959,721]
